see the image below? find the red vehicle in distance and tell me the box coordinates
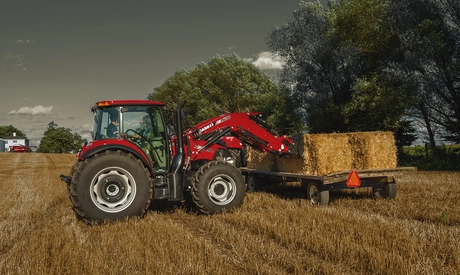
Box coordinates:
[9,145,35,153]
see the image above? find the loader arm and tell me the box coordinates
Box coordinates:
[184,112,296,158]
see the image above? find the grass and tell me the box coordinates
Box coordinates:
[0,153,459,274]
[400,144,460,171]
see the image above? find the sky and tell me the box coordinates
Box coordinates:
[1,0,325,146]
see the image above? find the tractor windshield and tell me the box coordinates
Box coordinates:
[122,106,168,172]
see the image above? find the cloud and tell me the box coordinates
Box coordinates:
[250,51,286,70]
[9,106,54,116]
[5,53,24,61]
[15,39,34,44]
[5,54,29,70]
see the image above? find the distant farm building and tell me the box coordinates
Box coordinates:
[0,132,29,152]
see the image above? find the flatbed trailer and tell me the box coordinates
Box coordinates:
[240,167,417,205]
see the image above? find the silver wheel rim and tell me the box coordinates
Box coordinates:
[309,184,319,204]
[207,174,236,206]
[90,166,136,213]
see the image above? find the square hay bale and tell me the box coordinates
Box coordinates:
[347,131,397,170]
[276,155,306,174]
[245,147,276,171]
[303,133,353,175]
[270,134,354,175]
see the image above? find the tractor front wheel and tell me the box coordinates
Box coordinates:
[192,161,245,214]
[69,150,153,223]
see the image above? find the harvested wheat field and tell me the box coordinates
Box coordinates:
[1,153,459,274]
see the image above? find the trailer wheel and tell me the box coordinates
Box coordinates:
[246,174,260,192]
[192,161,245,214]
[69,150,153,224]
[373,183,396,199]
[306,182,329,206]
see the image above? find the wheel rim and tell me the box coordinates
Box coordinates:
[207,174,236,206]
[90,167,136,213]
[309,184,319,204]
[374,187,385,197]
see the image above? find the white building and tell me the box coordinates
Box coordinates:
[0,132,29,152]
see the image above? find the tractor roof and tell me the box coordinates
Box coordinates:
[95,99,165,107]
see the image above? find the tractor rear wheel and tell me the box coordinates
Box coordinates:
[192,161,245,214]
[69,150,153,223]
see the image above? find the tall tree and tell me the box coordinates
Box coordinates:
[37,121,86,153]
[389,0,460,144]
[267,0,417,137]
[149,54,300,133]
[268,2,357,132]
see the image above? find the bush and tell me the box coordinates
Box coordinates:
[399,144,460,171]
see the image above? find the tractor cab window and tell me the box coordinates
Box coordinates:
[121,106,168,172]
[92,107,120,140]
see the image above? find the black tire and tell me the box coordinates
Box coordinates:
[66,160,82,193]
[373,182,396,199]
[306,182,329,206]
[69,150,153,224]
[192,161,245,214]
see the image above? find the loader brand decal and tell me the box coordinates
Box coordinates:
[199,123,214,133]
[198,115,231,133]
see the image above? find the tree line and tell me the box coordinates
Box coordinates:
[151,0,460,149]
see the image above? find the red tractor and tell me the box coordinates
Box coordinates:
[61,100,297,223]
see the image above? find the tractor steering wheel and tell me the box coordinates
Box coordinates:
[125,129,145,140]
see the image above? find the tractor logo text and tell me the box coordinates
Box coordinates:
[199,123,214,133]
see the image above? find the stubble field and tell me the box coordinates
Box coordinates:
[0,153,459,274]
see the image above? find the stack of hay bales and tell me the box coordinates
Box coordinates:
[246,131,397,175]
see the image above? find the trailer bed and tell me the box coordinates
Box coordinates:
[239,166,417,205]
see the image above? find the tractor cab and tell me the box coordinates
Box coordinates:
[91,100,169,172]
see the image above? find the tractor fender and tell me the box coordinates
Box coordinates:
[80,144,151,172]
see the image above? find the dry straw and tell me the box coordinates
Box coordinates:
[347,131,397,170]
[246,131,397,175]
[245,146,276,171]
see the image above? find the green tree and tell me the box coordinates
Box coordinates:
[267,0,418,142]
[0,125,26,138]
[37,121,86,153]
[392,0,460,144]
[149,54,300,133]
